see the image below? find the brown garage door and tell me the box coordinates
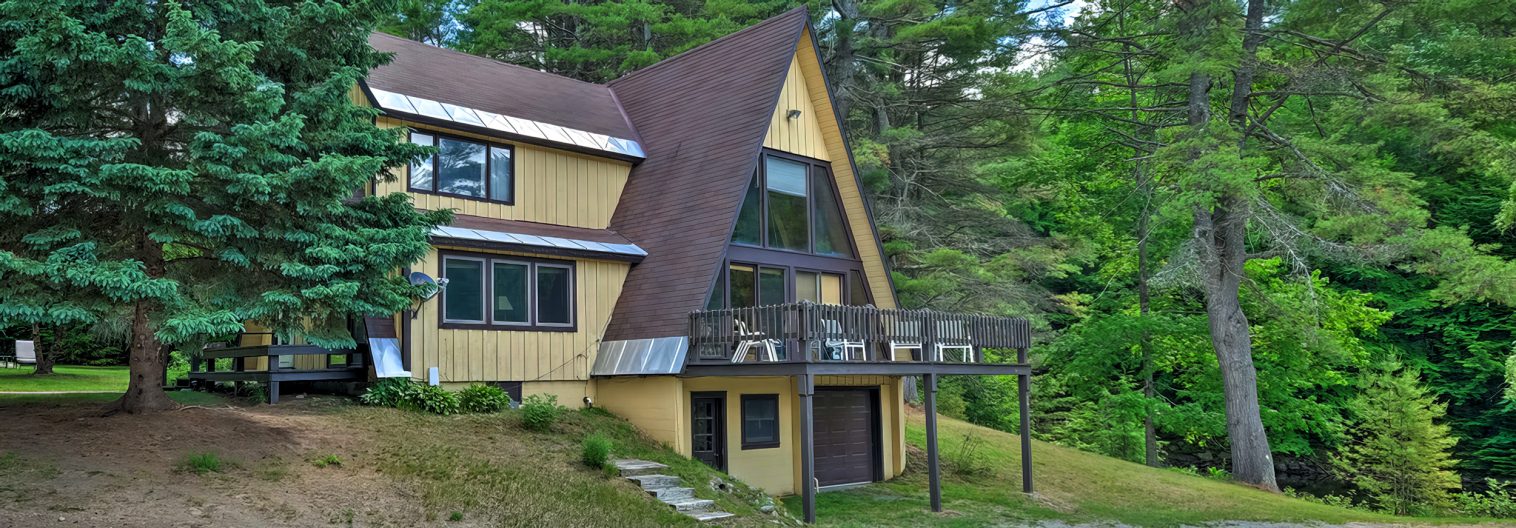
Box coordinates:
[813,389,878,486]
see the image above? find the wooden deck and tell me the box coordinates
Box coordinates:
[187,344,365,403]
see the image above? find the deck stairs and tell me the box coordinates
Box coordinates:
[613,459,734,522]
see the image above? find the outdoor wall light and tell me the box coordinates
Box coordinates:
[787,109,802,120]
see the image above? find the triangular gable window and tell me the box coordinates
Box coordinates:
[730,152,854,258]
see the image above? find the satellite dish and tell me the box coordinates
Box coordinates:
[409,272,441,300]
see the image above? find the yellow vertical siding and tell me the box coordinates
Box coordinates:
[406,246,629,384]
[372,116,631,229]
[595,376,685,449]
[764,58,830,161]
[763,35,898,308]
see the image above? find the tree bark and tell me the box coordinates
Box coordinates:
[116,239,175,413]
[1195,200,1278,491]
[30,324,55,375]
[1181,0,1278,491]
[1118,3,1160,468]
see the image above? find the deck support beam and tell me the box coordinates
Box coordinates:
[797,373,816,524]
[1018,347,1033,494]
[924,372,942,512]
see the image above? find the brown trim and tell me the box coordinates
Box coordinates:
[734,149,861,260]
[437,249,578,332]
[407,129,517,205]
[740,393,782,450]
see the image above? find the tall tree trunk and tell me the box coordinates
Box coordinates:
[117,238,175,413]
[1119,4,1160,468]
[30,324,55,375]
[1181,0,1278,491]
[1195,200,1278,491]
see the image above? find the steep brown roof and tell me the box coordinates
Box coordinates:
[601,8,810,341]
[366,33,638,141]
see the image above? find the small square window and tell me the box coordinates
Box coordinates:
[741,394,780,449]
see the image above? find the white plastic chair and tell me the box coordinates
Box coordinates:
[935,321,975,363]
[887,321,922,361]
[16,340,36,365]
[822,319,866,361]
[731,319,779,363]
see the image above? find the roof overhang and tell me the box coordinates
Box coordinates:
[431,225,647,263]
[362,84,646,163]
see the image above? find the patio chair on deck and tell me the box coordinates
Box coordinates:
[820,319,866,361]
[886,320,923,361]
[934,320,975,363]
[731,319,779,363]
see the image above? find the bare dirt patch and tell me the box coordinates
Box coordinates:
[0,396,427,527]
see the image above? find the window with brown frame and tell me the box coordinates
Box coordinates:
[741,394,780,449]
[731,151,855,258]
[409,130,514,204]
[439,252,575,331]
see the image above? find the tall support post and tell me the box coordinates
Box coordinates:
[1017,347,1033,493]
[798,372,817,524]
[924,372,942,512]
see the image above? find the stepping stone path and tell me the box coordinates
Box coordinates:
[613,459,734,522]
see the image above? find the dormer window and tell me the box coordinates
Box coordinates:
[732,151,854,258]
[409,130,514,204]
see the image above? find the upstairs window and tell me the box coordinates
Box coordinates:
[732,152,855,258]
[410,131,513,203]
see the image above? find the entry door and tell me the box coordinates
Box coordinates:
[691,392,726,471]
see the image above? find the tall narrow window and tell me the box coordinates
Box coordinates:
[442,257,485,323]
[492,261,529,324]
[730,264,756,307]
[409,132,435,190]
[489,145,512,202]
[759,267,786,305]
[536,264,573,326]
[765,157,810,251]
[732,174,762,245]
[811,167,854,257]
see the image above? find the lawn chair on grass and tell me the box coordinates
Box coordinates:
[15,340,36,366]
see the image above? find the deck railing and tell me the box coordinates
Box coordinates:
[687,302,1030,365]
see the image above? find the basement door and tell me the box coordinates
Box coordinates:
[813,388,881,487]
[691,392,726,471]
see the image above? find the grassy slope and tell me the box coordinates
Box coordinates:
[339,405,799,527]
[790,410,1493,527]
[0,365,129,392]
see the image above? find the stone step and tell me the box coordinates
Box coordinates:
[686,511,735,522]
[612,459,669,478]
[627,474,681,490]
[647,486,694,501]
[665,498,716,513]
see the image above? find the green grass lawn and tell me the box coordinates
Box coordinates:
[0,390,225,406]
[789,411,1495,527]
[0,365,130,392]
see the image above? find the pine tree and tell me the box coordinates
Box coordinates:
[1334,362,1462,515]
[0,0,446,413]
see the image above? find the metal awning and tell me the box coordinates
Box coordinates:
[431,225,647,262]
[590,337,688,376]
[370,87,645,160]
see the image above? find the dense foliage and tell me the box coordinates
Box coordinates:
[0,0,447,411]
[459,383,513,413]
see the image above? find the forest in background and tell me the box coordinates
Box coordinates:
[5,0,1512,517]
[374,0,1516,513]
